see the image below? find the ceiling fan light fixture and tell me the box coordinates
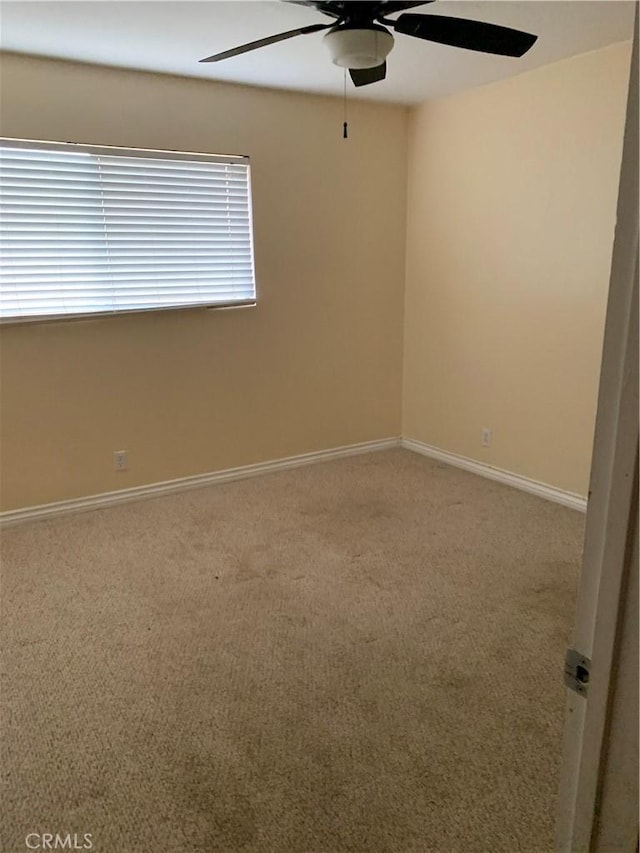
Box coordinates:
[323,25,394,70]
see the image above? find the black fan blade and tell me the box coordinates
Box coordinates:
[379,1,434,13]
[284,1,343,19]
[393,13,537,57]
[200,23,332,63]
[349,62,387,87]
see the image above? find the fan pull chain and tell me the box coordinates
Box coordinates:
[343,68,348,139]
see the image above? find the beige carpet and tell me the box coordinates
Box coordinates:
[1,448,583,853]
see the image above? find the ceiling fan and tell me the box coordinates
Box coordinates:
[199,1,538,88]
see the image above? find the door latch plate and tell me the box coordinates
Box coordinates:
[565,648,591,696]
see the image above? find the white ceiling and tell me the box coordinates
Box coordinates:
[0,1,634,104]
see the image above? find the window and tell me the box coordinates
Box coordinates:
[0,139,256,323]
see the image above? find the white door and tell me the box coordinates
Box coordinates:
[555,9,638,852]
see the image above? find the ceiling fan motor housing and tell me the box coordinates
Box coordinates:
[323,24,394,69]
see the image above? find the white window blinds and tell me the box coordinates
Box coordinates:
[0,139,256,322]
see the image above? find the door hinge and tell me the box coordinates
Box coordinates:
[564,648,591,697]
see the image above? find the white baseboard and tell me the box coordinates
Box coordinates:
[0,438,401,527]
[1,435,587,526]
[401,438,587,512]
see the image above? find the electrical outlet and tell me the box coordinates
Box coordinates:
[113,450,128,471]
[482,428,492,448]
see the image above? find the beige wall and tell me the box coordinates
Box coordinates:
[0,54,408,510]
[402,42,631,497]
[0,44,632,511]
